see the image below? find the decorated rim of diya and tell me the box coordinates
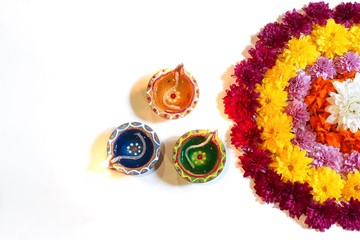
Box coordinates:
[172,129,226,183]
[146,63,200,120]
[106,122,161,175]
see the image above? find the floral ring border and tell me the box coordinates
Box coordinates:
[223,1,360,231]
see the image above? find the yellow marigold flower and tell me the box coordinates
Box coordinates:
[257,113,294,153]
[349,25,360,54]
[311,19,350,58]
[280,35,320,69]
[263,60,297,90]
[255,82,288,117]
[342,170,360,201]
[270,145,312,183]
[309,167,345,203]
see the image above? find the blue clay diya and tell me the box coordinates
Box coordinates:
[107,122,161,175]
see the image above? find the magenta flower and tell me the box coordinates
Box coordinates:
[239,147,272,178]
[305,199,340,231]
[277,181,313,219]
[307,56,336,79]
[283,9,312,38]
[338,199,360,231]
[254,169,284,204]
[248,42,278,73]
[257,22,290,50]
[303,1,333,26]
[333,2,360,28]
[233,60,263,88]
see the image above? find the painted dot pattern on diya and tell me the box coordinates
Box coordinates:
[146,63,200,119]
[172,129,226,183]
[107,122,161,175]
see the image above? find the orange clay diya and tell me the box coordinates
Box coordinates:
[146,64,199,119]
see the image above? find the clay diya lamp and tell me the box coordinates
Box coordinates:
[106,122,161,175]
[146,64,199,119]
[172,129,226,183]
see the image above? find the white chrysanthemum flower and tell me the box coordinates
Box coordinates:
[325,74,360,133]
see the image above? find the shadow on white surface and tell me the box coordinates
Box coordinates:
[155,136,191,185]
[217,64,235,121]
[242,34,259,59]
[130,73,166,123]
[88,127,127,178]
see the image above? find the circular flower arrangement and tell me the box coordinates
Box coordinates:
[223,2,360,231]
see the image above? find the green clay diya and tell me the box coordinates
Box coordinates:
[146,64,199,119]
[172,129,226,183]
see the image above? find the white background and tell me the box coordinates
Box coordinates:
[1,0,359,239]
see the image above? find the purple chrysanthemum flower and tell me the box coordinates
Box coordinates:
[287,70,312,101]
[233,60,263,88]
[310,144,343,173]
[342,152,360,174]
[283,9,312,38]
[254,169,284,204]
[307,56,336,79]
[303,1,333,26]
[277,181,313,219]
[292,126,317,152]
[338,199,360,231]
[239,147,272,178]
[334,52,360,73]
[305,199,340,232]
[333,2,360,28]
[285,99,310,130]
[248,42,278,73]
[257,22,290,50]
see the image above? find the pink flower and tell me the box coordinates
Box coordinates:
[310,144,343,173]
[287,70,312,101]
[307,56,336,79]
[292,126,317,152]
[285,100,310,130]
[342,152,360,174]
[334,52,360,73]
